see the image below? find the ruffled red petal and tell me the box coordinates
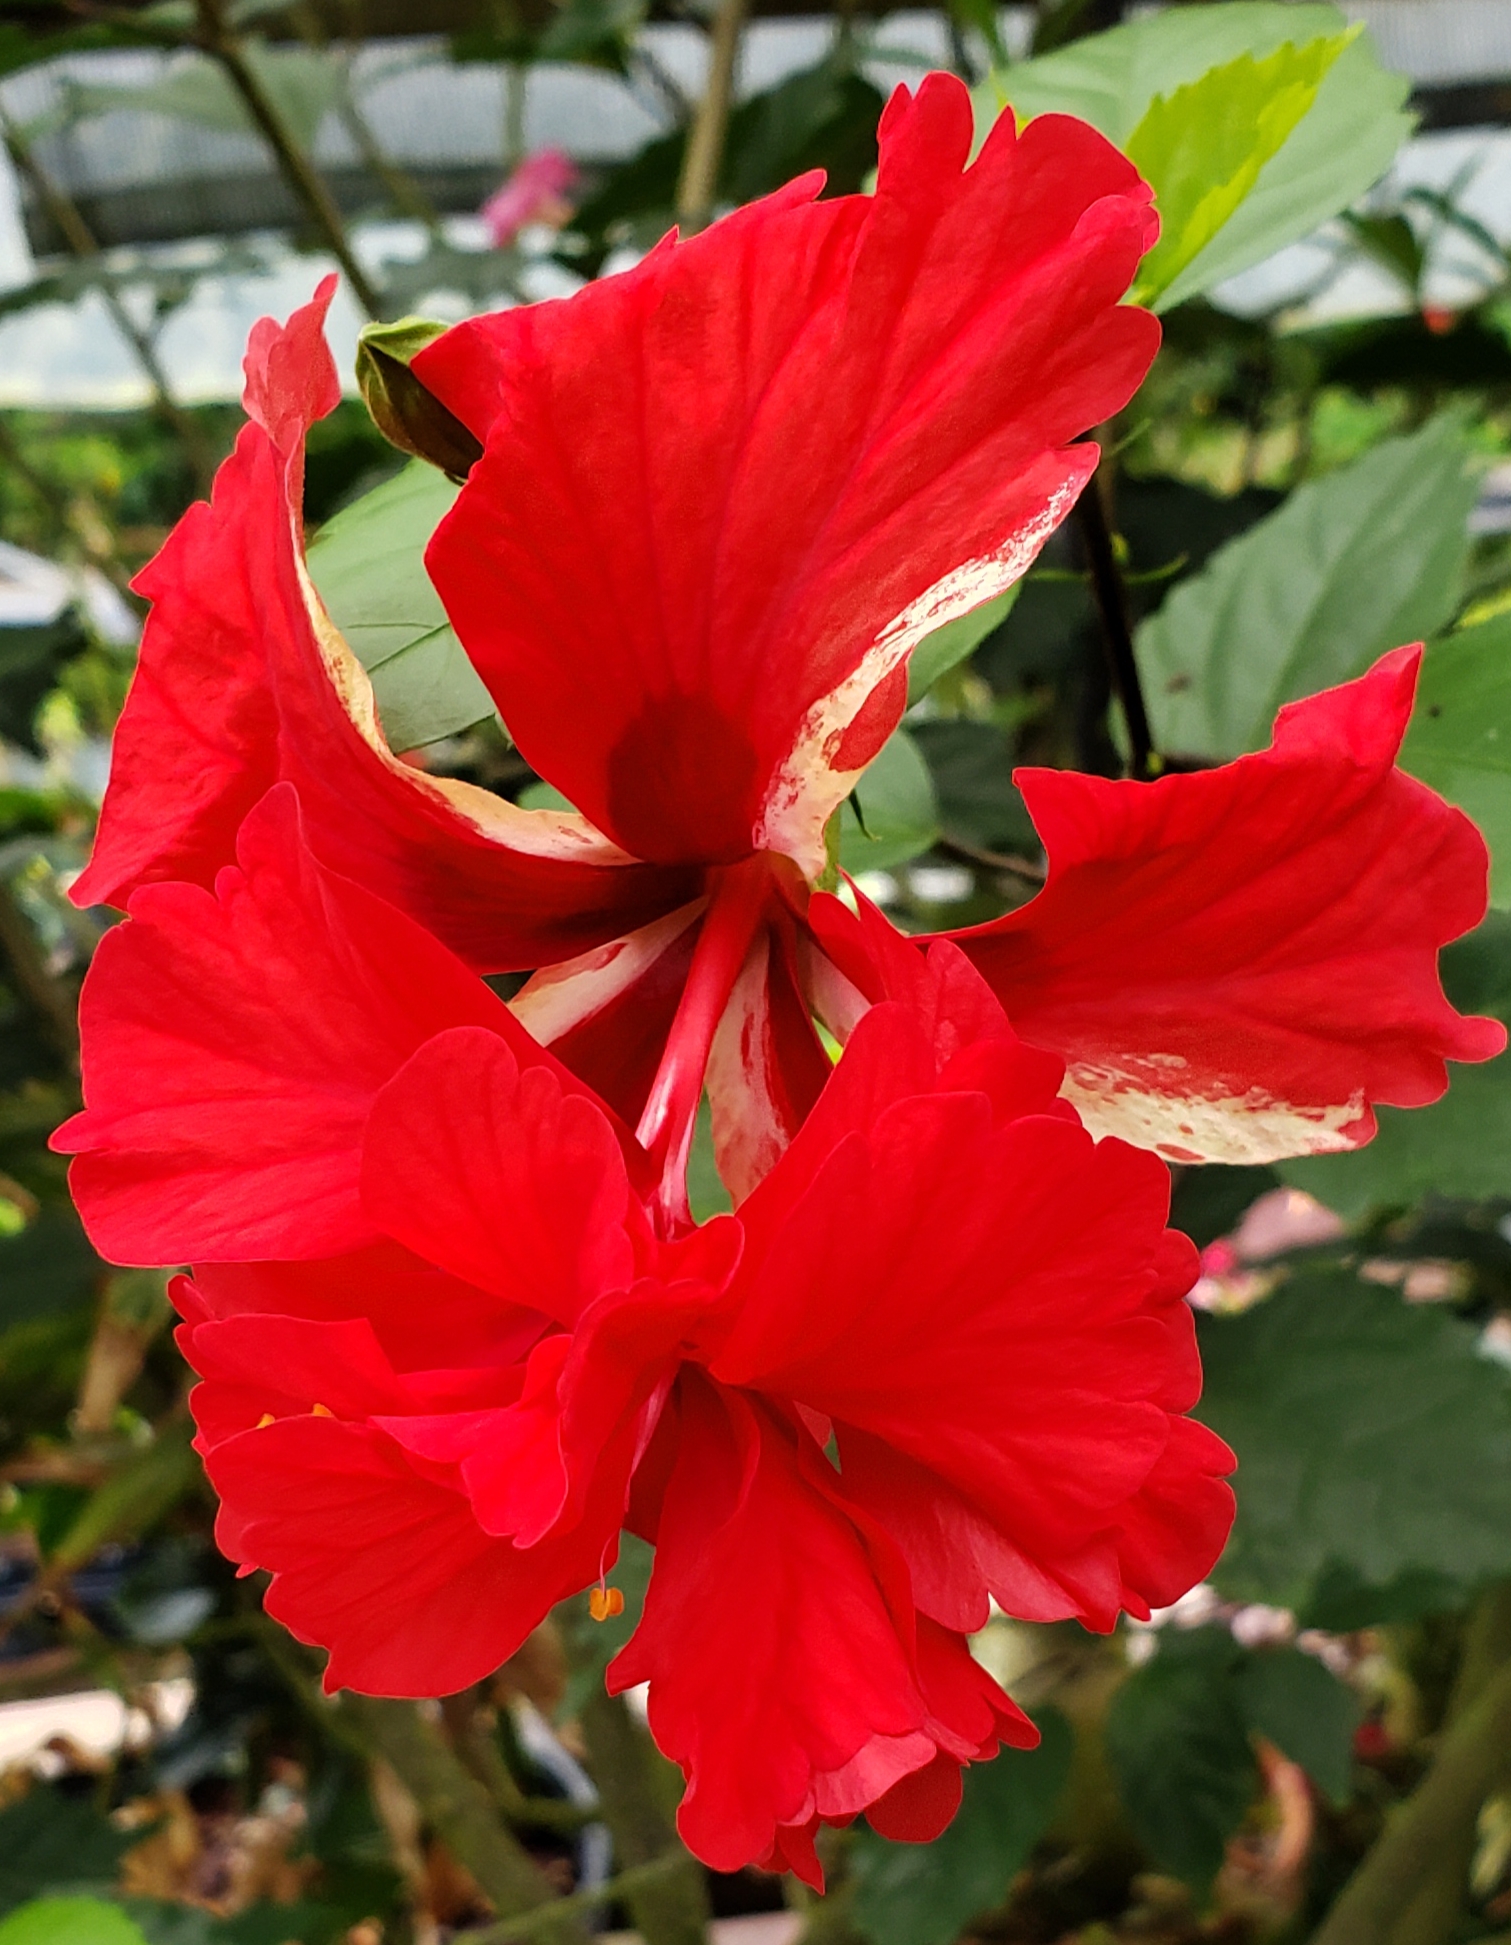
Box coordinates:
[945,648,1505,1164]
[421,74,1158,878]
[77,279,693,971]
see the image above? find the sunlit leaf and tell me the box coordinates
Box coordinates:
[0,1903,147,1945]
[980,3,1412,307]
[1138,417,1476,760]
[1127,36,1350,310]
[306,461,497,753]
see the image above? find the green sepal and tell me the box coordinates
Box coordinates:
[355,317,484,481]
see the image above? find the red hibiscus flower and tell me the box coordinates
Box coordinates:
[68,788,1231,1877]
[70,72,1501,1225]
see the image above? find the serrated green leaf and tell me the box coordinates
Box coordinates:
[306,461,497,753]
[1402,615,1511,907]
[1138,418,1476,760]
[851,1712,1073,1945]
[0,1902,147,1945]
[980,3,1411,307]
[840,727,941,873]
[1198,1271,1511,1619]
[906,588,1019,704]
[1127,37,1350,310]
[1277,912,1511,1214]
[1235,1646,1359,1803]
[1104,1629,1255,1891]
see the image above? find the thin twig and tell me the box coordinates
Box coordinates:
[936,833,1047,884]
[1071,462,1157,781]
[193,0,383,317]
[674,0,749,233]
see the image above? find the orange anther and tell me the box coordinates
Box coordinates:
[589,1586,625,1622]
[311,1402,333,1417]
[257,1412,275,1428]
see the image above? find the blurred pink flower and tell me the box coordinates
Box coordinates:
[481,149,581,246]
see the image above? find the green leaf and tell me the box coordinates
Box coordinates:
[0,1902,148,1945]
[1104,1629,1255,1890]
[981,4,1412,306]
[1198,1270,1511,1619]
[0,1205,104,1329]
[907,588,1020,704]
[0,1792,136,1912]
[553,1533,655,1719]
[850,1712,1073,1945]
[49,1417,200,1573]
[1127,37,1350,310]
[1138,418,1476,760]
[1235,1646,1360,1803]
[1402,615,1511,907]
[306,462,497,752]
[1277,912,1511,1214]
[840,727,941,874]
[64,45,341,150]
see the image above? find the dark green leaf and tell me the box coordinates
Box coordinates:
[0,1794,136,1913]
[1104,1628,1254,1890]
[910,720,1035,855]
[840,728,941,873]
[1198,1271,1511,1617]
[851,1712,1073,1945]
[1235,1646,1359,1803]
[1401,615,1511,907]
[1139,418,1476,760]
[305,461,496,752]
[1278,912,1511,1214]
[1169,1163,1280,1250]
[0,1205,104,1329]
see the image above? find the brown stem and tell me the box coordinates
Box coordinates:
[578,1686,710,1945]
[0,107,217,496]
[339,1694,589,1935]
[193,0,383,317]
[1311,1653,1511,1945]
[1072,460,1156,781]
[1385,1583,1511,1945]
[674,0,749,234]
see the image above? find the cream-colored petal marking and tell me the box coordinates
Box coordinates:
[1060,1059,1371,1166]
[508,898,707,1046]
[755,477,1084,881]
[294,551,640,867]
[705,934,792,1205]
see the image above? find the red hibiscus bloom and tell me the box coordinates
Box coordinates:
[71,71,1500,1222]
[71,790,1230,1877]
